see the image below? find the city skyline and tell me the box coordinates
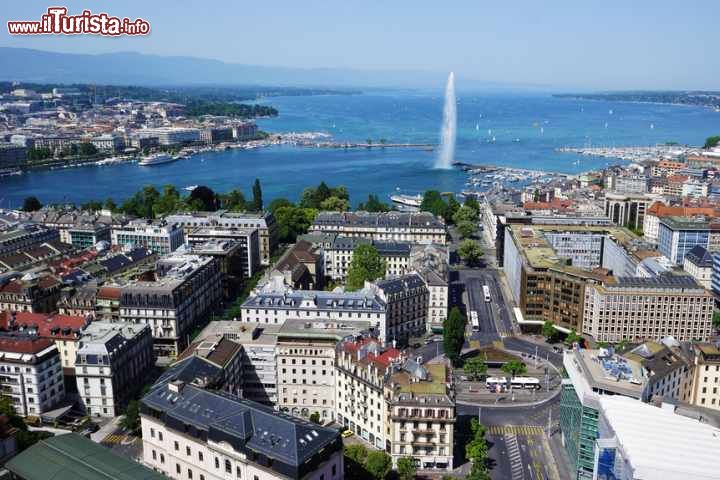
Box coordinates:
[1,0,719,90]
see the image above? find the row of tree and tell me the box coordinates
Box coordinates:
[465,418,491,480]
[541,320,581,346]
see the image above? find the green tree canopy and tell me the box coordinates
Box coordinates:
[464,196,480,214]
[268,197,293,214]
[251,178,263,212]
[501,360,528,378]
[346,244,386,291]
[274,205,317,243]
[222,189,248,211]
[443,306,466,366]
[542,320,559,342]
[319,196,350,212]
[358,194,390,212]
[300,182,349,209]
[396,457,417,480]
[564,329,582,347]
[80,200,103,212]
[704,136,720,149]
[22,196,43,212]
[365,451,392,480]
[421,190,451,222]
[464,355,488,381]
[309,412,321,424]
[457,220,476,239]
[121,400,141,434]
[458,239,483,266]
[188,185,218,211]
[453,205,478,224]
[103,197,117,212]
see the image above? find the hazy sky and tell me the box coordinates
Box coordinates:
[1,0,718,90]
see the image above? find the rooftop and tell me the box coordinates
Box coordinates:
[313,211,445,229]
[684,245,714,268]
[599,395,720,480]
[5,432,167,480]
[0,311,89,340]
[177,335,242,369]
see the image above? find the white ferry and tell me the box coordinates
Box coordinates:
[138,153,177,166]
[390,194,423,208]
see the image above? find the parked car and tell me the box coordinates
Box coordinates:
[341,429,354,438]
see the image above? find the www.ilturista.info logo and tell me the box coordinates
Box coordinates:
[7,7,150,36]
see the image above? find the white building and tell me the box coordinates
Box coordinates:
[276,319,368,422]
[120,253,223,356]
[111,220,185,255]
[410,244,450,332]
[335,336,402,449]
[593,395,720,480]
[240,279,387,340]
[323,237,411,282]
[369,274,428,345]
[0,336,65,417]
[75,321,154,417]
[682,245,714,289]
[165,211,277,265]
[141,380,344,480]
[310,211,447,245]
[136,127,201,145]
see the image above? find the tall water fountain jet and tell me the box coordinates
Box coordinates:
[435,72,456,169]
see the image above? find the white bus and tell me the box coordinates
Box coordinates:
[482,285,491,302]
[510,377,541,390]
[485,377,507,392]
[470,310,480,331]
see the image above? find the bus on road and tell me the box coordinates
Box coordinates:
[510,377,541,390]
[485,377,507,392]
[482,285,491,302]
[470,311,480,331]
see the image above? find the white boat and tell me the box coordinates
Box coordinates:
[184,185,199,192]
[390,194,423,208]
[138,153,176,166]
[0,168,22,177]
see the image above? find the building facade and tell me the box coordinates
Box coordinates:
[111,220,185,255]
[310,212,447,245]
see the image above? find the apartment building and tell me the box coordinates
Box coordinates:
[410,244,450,332]
[385,361,455,471]
[276,319,368,422]
[75,322,154,417]
[187,227,260,278]
[0,335,65,417]
[95,285,121,321]
[0,224,59,256]
[270,240,323,290]
[686,343,720,411]
[111,220,185,255]
[683,245,714,289]
[643,202,720,244]
[193,321,280,405]
[173,334,243,396]
[186,240,248,300]
[166,211,277,265]
[370,274,428,345]
[240,280,387,340]
[323,236,411,282]
[141,380,344,480]
[0,273,62,313]
[310,211,447,245]
[583,276,714,343]
[335,336,402,449]
[604,192,654,230]
[120,253,223,356]
[0,310,90,372]
[135,127,201,145]
[621,340,691,402]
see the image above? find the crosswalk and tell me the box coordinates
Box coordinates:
[504,433,525,480]
[487,425,544,436]
[101,433,133,445]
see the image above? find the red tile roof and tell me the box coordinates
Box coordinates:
[0,311,88,340]
[0,335,55,354]
[97,286,121,300]
[340,337,402,369]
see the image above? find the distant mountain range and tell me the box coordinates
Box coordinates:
[0,47,457,89]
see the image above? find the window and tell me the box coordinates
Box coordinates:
[174,441,179,451]
[225,460,232,473]
[176,464,181,474]
[236,466,242,478]
[188,470,193,479]
[152,450,157,460]
[215,457,220,469]
[158,432,163,441]
[160,454,165,464]
[186,446,191,456]
[332,464,337,476]
[198,451,203,462]
[150,428,155,438]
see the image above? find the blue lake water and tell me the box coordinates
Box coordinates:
[2,91,720,208]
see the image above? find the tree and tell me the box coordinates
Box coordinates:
[274,206,317,243]
[223,189,248,211]
[346,244,386,291]
[103,198,117,212]
[80,200,102,212]
[453,205,478,225]
[465,418,491,480]
[78,142,98,156]
[26,147,53,162]
[251,178,263,212]
[344,444,369,480]
[365,451,391,480]
[299,182,349,209]
[443,307,466,366]
[154,185,182,217]
[420,190,450,221]
[320,196,350,212]
[501,360,527,378]
[121,400,141,434]
[268,197,293,214]
[564,329,582,347]
[713,311,720,329]
[542,320,559,342]
[458,239,483,266]
[464,355,488,381]
[396,456,417,480]
[464,196,480,214]
[309,412,321,424]
[188,185,218,211]
[457,220,476,239]
[704,136,720,149]
[358,194,390,212]
[22,196,42,212]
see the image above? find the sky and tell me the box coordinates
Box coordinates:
[1,0,718,90]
